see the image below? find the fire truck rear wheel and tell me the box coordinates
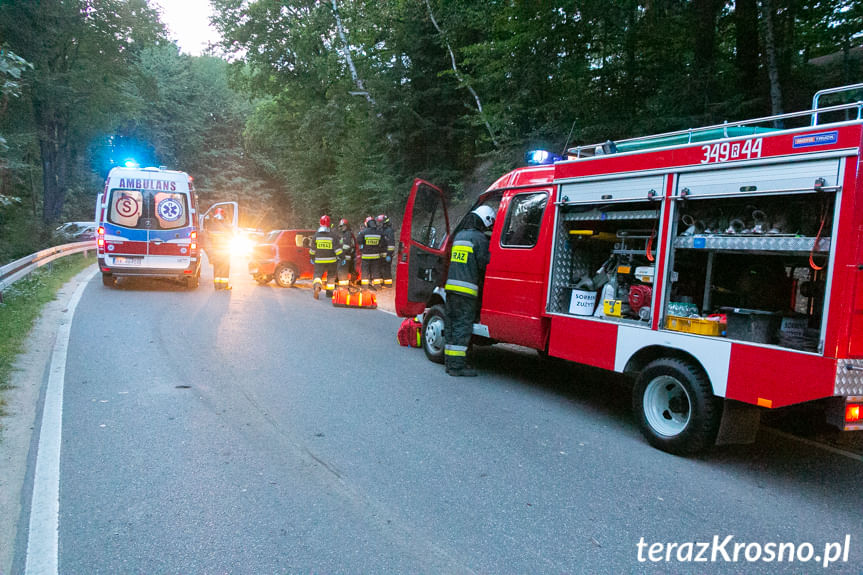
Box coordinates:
[422,304,446,364]
[274,263,298,287]
[633,357,721,455]
[101,273,114,287]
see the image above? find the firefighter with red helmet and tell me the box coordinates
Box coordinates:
[204,207,232,290]
[310,215,342,299]
[336,218,356,287]
[444,205,495,376]
[377,214,395,287]
[357,216,383,288]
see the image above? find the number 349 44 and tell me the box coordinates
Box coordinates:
[701,138,762,164]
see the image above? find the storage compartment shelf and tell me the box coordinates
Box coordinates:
[563,209,660,222]
[673,235,830,253]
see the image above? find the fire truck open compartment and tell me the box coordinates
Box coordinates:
[548,157,842,353]
[668,189,835,352]
[548,197,663,327]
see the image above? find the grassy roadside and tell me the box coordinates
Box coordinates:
[0,253,95,414]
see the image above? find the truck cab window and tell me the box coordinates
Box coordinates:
[501,192,548,248]
[411,183,449,250]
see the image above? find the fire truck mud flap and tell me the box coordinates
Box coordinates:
[714,400,761,445]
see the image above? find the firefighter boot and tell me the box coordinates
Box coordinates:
[445,355,477,377]
[446,366,477,377]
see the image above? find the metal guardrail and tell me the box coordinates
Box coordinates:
[0,240,96,302]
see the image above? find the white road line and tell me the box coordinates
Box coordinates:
[762,426,863,462]
[25,268,96,575]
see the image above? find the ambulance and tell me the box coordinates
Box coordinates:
[96,166,204,288]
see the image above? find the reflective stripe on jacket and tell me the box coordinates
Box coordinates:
[382,226,395,255]
[339,230,356,260]
[444,230,489,299]
[310,228,342,264]
[357,228,383,258]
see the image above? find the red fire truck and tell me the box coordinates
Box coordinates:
[396,84,863,455]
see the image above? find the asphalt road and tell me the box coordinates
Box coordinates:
[10,258,863,574]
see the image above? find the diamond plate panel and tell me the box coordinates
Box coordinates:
[549,208,614,314]
[673,235,831,252]
[835,359,863,396]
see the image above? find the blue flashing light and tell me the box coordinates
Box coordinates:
[124,159,140,168]
[526,150,563,166]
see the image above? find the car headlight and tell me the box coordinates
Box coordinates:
[230,234,255,255]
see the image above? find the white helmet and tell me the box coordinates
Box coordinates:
[472,205,496,229]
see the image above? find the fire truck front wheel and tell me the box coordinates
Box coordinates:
[422,304,446,364]
[633,357,721,455]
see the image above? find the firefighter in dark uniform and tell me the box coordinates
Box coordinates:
[309,215,342,299]
[204,208,232,290]
[377,214,395,288]
[357,216,383,289]
[444,205,496,376]
[336,218,356,287]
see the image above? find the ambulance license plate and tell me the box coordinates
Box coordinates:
[114,256,142,265]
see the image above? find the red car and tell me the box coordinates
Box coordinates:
[248,229,316,287]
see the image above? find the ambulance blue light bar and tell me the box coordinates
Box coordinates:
[526,150,563,165]
[124,159,140,168]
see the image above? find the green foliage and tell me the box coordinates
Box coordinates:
[114,45,281,227]
[0,0,860,254]
[0,253,94,398]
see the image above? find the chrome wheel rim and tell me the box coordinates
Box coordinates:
[425,316,445,355]
[278,267,295,286]
[643,375,692,437]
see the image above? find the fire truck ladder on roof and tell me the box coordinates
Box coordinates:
[568,83,863,159]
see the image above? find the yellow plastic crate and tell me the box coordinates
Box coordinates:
[665,315,725,336]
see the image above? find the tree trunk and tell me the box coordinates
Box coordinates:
[34,98,68,224]
[694,0,722,115]
[734,0,760,101]
[760,0,784,127]
[423,0,499,148]
[331,0,378,113]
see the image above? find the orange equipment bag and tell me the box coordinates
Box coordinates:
[332,286,377,309]
[397,317,423,347]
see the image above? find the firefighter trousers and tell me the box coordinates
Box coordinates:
[337,259,352,286]
[381,257,393,287]
[445,292,477,371]
[211,255,230,289]
[361,258,382,287]
[314,262,337,292]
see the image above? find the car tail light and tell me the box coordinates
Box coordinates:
[847,404,861,423]
[190,230,197,251]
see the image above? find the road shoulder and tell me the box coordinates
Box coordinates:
[0,264,96,575]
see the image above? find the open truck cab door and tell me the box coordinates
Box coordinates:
[396,179,450,318]
[200,201,239,233]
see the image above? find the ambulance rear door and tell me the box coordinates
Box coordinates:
[103,182,196,270]
[103,186,152,265]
